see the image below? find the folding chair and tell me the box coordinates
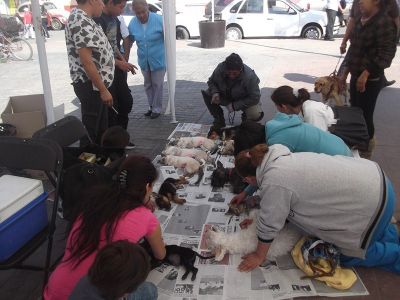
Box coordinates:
[0,137,63,287]
[32,116,92,147]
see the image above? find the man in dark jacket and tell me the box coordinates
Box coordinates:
[202,53,263,129]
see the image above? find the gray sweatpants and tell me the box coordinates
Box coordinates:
[142,68,166,114]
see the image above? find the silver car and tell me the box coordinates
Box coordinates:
[221,0,339,39]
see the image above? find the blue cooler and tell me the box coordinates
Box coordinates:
[0,175,48,262]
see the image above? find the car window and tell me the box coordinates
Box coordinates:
[240,0,263,13]
[230,1,242,12]
[149,4,160,13]
[268,0,291,14]
[216,0,235,5]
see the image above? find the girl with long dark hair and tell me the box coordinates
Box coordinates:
[44,155,165,300]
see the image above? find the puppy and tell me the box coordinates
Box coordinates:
[206,210,302,262]
[219,140,234,156]
[160,155,201,175]
[154,177,188,210]
[170,137,218,152]
[226,196,261,216]
[211,161,247,194]
[207,126,237,141]
[162,146,212,163]
[314,76,347,106]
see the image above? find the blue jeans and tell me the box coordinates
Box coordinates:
[126,282,158,300]
[341,177,400,274]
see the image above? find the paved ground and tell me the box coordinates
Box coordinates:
[0,31,399,299]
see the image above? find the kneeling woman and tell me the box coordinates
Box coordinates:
[236,144,399,274]
[44,156,166,300]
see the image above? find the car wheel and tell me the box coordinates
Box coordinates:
[51,18,63,31]
[302,25,322,39]
[225,26,242,40]
[176,27,190,40]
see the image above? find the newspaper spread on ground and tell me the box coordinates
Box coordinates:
[148,124,369,300]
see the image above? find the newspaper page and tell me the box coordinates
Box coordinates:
[147,123,370,300]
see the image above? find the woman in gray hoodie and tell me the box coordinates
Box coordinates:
[235,144,399,274]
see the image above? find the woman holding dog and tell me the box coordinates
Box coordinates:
[44,155,165,300]
[236,144,400,274]
[340,0,397,158]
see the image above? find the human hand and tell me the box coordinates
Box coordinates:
[130,64,138,75]
[239,218,253,230]
[117,60,137,73]
[211,93,220,105]
[100,89,113,106]
[230,191,246,205]
[356,71,369,93]
[238,252,264,272]
[340,42,347,54]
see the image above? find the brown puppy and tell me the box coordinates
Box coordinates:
[314,76,347,106]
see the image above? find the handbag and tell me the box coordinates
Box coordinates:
[329,106,370,151]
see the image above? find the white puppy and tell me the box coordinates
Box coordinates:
[160,155,202,175]
[206,210,302,261]
[162,146,211,162]
[174,137,217,152]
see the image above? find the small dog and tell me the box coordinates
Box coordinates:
[211,161,247,194]
[142,242,214,281]
[226,196,261,216]
[206,210,302,262]
[314,76,347,106]
[169,137,218,153]
[162,146,212,163]
[160,155,203,175]
[154,177,188,210]
[207,126,237,141]
[219,140,235,155]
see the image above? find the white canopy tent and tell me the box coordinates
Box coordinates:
[30,0,215,125]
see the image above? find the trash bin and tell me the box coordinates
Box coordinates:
[199,20,226,49]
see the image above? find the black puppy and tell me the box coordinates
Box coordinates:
[141,241,214,281]
[155,177,188,210]
[211,161,247,194]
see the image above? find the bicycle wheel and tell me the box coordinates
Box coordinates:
[9,37,33,61]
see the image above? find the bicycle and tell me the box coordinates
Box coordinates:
[0,28,33,62]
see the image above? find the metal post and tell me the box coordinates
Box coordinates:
[31,0,55,124]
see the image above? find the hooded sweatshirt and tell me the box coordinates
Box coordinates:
[266,112,351,157]
[256,144,386,259]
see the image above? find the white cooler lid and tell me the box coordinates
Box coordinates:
[0,175,44,223]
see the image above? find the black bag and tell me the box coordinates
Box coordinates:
[60,145,125,221]
[330,106,369,151]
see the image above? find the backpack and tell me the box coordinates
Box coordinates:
[330,106,369,151]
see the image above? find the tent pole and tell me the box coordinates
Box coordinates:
[31,0,55,125]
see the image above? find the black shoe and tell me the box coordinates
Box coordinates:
[150,112,160,119]
[324,37,335,41]
[125,142,136,150]
[144,110,152,117]
[383,80,396,88]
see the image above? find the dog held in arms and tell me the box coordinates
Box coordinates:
[211,161,247,194]
[206,210,302,262]
[314,76,347,106]
[154,177,188,210]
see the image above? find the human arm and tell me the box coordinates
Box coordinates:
[146,225,166,260]
[78,48,113,106]
[115,48,138,73]
[230,185,258,205]
[340,17,355,54]
[122,37,133,62]
[207,64,223,96]
[230,72,261,111]
[238,241,271,272]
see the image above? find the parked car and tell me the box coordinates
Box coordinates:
[122,0,207,39]
[17,1,69,30]
[220,0,339,39]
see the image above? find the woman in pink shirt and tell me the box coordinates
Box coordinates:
[44,155,166,300]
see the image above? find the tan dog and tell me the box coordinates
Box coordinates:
[314,76,347,106]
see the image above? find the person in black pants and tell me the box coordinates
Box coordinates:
[324,0,338,40]
[340,0,397,158]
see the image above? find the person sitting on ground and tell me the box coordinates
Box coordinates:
[44,155,165,300]
[235,144,400,274]
[268,85,336,131]
[202,53,264,129]
[231,85,352,204]
[69,240,157,300]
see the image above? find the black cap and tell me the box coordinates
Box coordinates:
[225,53,243,71]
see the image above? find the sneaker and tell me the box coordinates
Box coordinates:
[150,112,161,119]
[125,142,136,149]
[144,110,152,117]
